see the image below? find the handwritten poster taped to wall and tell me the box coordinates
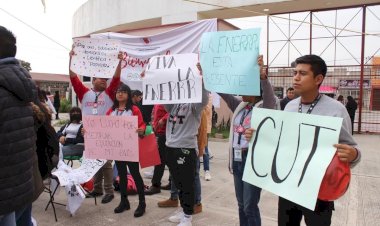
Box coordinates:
[200,28,261,96]
[242,108,343,210]
[83,115,139,161]
[142,53,202,105]
[70,38,121,78]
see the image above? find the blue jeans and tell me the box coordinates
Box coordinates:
[203,146,210,171]
[15,204,32,226]
[170,158,201,205]
[233,151,262,226]
[0,212,16,226]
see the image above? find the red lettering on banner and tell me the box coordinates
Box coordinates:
[121,50,172,69]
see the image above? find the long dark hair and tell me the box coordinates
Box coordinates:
[112,83,133,111]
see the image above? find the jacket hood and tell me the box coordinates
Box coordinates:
[0,57,35,103]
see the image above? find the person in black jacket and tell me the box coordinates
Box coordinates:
[57,107,84,157]
[53,91,61,119]
[346,96,358,135]
[0,26,38,226]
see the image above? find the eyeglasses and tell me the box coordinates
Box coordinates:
[116,90,128,94]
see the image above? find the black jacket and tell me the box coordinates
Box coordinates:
[0,58,37,215]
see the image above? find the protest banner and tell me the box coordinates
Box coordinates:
[200,28,261,96]
[70,38,121,78]
[142,53,202,104]
[91,19,217,90]
[83,115,139,161]
[242,108,343,210]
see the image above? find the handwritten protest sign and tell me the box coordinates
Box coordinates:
[200,28,261,96]
[52,159,106,215]
[242,108,343,210]
[70,38,121,78]
[52,159,106,186]
[142,53,202,104]
[83,115,139,161]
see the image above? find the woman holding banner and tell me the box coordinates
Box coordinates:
[106,83,147,217]
[200,55,276,226]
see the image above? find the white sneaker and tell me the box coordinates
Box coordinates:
[178,215,192,226]
[204,170,212,181]
[169,211,184,223]
[31,217,38,226]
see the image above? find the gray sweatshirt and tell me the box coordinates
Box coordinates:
[164,85,209,149]
[285,95,361,167]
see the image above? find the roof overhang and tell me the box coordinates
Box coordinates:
[72,0,380,37]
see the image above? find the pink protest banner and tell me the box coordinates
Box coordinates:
[83,115,139,161]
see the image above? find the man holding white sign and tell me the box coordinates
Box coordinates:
[209,55,276,226]
[69,44,123,204]
[245,55,361,226]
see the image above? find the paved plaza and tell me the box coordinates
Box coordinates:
[32,120,380,226]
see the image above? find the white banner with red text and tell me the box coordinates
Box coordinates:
[91,19,217,91]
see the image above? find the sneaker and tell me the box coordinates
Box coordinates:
[204,170,212,181]
[101,194,114,204]
[168,211,184,223]
[31,217,37,226]
[144,185,161,195]
[158,198,179,207]
[199,156,203,163]
[193,203,202,214]
[178,215,192,226]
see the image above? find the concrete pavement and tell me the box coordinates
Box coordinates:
[33,123,380,225]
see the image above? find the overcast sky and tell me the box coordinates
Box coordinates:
[0,0,87,74]
[1,1,378,74]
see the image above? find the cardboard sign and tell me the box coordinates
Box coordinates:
[200,28,261,96]
[142,53,203,104]
[83,115,139,161]
[242,108,343,210]
[71,38,121,78]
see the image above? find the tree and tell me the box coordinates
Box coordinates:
[19,60,32,72]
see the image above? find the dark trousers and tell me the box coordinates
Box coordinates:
[278,197,334,226]
[54,106,59,119]
[151,134,167,187]
[166,147,197,215]
[233,151,262,226]
[115,161,145,202]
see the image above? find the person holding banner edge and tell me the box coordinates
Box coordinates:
[69,48,123,204]
[106,83,147,217]
[245,55,361,226]
[199,55,276,226]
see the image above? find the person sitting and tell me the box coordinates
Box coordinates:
[56,107,84,157]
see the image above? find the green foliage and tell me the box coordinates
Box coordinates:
[210,117,230,139]
[59,99,72,113]
[54,119,70,127]
[19,60,32,71]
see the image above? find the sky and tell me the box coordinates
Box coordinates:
[0,1,379,74]
[0,0,87,74]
